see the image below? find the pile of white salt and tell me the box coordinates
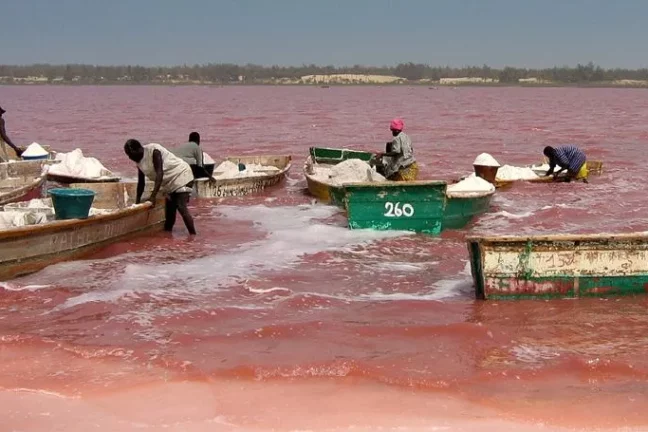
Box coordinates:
[495,165,539,181]
[473,153,500,167]
[21,142,49,158]
[447,175,495,196]
[48,149,115,179]
[309,159,385,185]
[213,160,280,179]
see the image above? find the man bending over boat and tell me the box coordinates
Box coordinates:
[543,145,588,183]
[371,118,418,181]
[124,139,197,235]
[0,106,23,161]
[170,131,211,179]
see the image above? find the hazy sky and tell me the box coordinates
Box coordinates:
[2,0,647,68]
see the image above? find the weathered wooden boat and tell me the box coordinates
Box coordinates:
[344,181,495,234]
[193,155,291,198]
[467,232,648,300]
[0,182,165,280]
[0,161,48,206]
[46,172,121,185]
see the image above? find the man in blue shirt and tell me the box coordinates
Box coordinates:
[543,145,589,183]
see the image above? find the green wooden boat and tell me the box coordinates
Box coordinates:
[342,181,494,235]
[309,147,375,165]
[467,232,648,300]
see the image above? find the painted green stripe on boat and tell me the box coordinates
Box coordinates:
[483,275,648,300]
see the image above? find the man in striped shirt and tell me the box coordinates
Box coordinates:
[543,145,589,183]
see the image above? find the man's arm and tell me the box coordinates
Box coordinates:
[136,169,145,204]
[383,138,402,157]
[194,145,204,167]
[0,118,21,156]
[545,158,557,176]
[148,149,164,202]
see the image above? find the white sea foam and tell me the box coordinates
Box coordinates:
[56,204,411,308]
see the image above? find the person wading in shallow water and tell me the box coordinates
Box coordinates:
[371,118,418,181]
[124,139,197,235]
[543,145,589,184]
[0,106,24,161]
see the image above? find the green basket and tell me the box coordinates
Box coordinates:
[48,188,96,220]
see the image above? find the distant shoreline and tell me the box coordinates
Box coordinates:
[1,62,646,88]
[2,81,647,88]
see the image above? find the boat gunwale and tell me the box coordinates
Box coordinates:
[466,231,648,243]
[446,189,496,199]
[46,173,122,184]
[0,201,157,240]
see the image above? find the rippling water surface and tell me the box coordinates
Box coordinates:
[1,85,648,431]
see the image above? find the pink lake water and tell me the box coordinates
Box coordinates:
[1,85,648,431]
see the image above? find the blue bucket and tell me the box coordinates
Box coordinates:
[48,188,96,220]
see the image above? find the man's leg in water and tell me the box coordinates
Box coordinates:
[175,192,197,235]
[164,196,177,232]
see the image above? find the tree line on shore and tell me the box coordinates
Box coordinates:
[1,62,647,84]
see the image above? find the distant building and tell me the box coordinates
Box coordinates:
[439,77,498,84]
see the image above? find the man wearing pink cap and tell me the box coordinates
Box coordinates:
[374,118,418,181]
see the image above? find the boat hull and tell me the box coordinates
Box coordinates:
[443,193,494,229]
[344,181,448,234]
[193,155,291,198]
[0,182,165,280]
[304,173,345,206]
[467,232,648,300]
[0,161,47,206]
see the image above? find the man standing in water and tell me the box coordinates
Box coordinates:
[543,145,589,183]
[170,131,211,178]
[124,139,197,235]
[0,106,24,161]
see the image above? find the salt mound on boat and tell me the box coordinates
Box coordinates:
[214,160,281,179]
[495,164,539,181]
[447,175,495,196]
[473,153,500,167]
[214,160,239,176]
[48,149,114,179]
[21,142,49,158]
[0,210,49,230]
[311,159,386,185]
[531,163,564,172]
[203,152,215,165]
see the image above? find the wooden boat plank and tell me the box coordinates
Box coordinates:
[467,233,648,300]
